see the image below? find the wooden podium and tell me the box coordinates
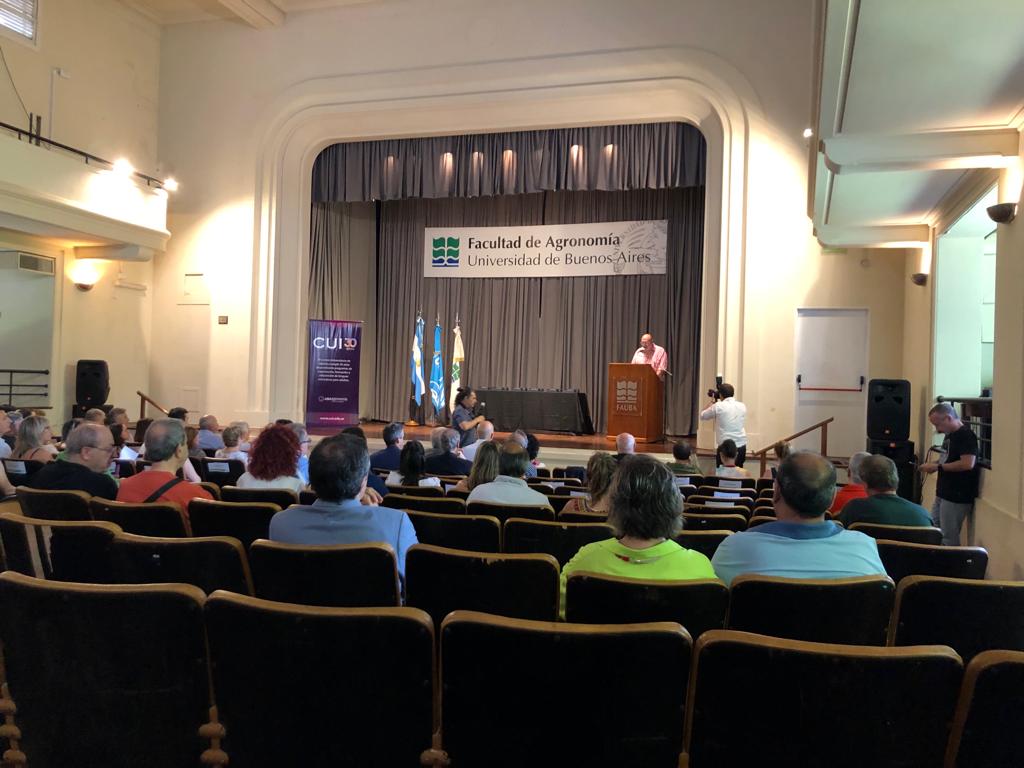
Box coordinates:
[606,363,664,443]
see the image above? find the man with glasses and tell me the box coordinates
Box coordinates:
[26,423,119,499]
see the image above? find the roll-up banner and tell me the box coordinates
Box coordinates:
[305,319,362,429]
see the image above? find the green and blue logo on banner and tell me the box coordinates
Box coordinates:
[432,236,459,267]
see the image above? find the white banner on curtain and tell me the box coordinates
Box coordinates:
[423,220,668,278]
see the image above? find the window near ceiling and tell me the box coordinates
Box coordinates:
[0,0,37,42]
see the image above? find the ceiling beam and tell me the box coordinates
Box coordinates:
[218,0,285,28]
[823,128,1021,174]
[815,223,930,248]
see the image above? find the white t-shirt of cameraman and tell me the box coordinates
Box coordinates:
[700,397,747,447]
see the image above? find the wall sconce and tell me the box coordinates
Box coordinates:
[69,259,102,291]
[986,202,1017,224]
[910,273,928,286]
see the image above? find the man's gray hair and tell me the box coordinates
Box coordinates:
[198,414,218,430]
[509,429,528,449]
[84,408,106,424]
[145,418,186,462]
[65,423,109,455]
[478,420,495,440]
[430,427,446,450]
[929,402,958,419]
[616,432,636,454]
[848,451,872,484]
[289,422,309,443]
[858,455,900,492]
[440,428,461,453]
[382,421,404,446]
[776,451,837,518]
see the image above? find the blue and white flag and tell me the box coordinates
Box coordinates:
[430,320,444,414]
[411,314,425,405]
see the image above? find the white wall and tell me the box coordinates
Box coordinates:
[0,250,54,406]
[934,236,984,400]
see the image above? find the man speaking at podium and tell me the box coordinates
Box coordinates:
[631,333,668,381]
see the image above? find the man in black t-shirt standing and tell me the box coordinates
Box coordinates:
[920,402,979,546]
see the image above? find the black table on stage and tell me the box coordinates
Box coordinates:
[475,388,594,435]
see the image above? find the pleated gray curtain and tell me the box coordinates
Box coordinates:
[312,122,705,202]
[365,187,704,435]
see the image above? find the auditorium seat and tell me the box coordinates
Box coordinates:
[196,481,222,500]
[684,630,963,767]
[565,573,728,640]
[848,522,943,545]
[387,484,445,498]
[404,510,501,552]
[545,492,574,513]
[684,503,750,520]
[757,487,774,499]
[746,515,775,528]
[248,539,400,607]
[682,512,746,532]
[687,494,754,511]
[727,575,895,645]
[558,509,607,523]
[198,457,246,487]
[90,498,191,537]
[445,488,470,500]
[437,610,691,768]
[1,458,45,487]
[0,512,119,582]
[109,532,254,595]
[890,576,1024,663]
[299,490,317,505]
[696,476,755,490]
[752,504,775,517]
[16,487,92,521]
[503,518,613,566]
[405,544,560,626]
[466,500,555,524]
[674,530,732,560]
[755,478,774,492]
[113,459,137,478]
[187,498,280,549]
[221,486,297,509]
[944,650,1024,768]
[205,591,434,767]
[696,486,756,500]
[876,541,988,584]
[0,572,213,768]
[381,493,466,515]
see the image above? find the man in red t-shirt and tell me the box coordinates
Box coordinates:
[117,418,212,515]
[829,451,870,514]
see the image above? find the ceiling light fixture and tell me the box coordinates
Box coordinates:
[112,158,135,177]
[803,128,814,139]
[163,177,179,192]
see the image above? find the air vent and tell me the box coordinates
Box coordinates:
[17,252,55,275]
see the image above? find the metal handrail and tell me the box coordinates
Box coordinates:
[137,391,169,420]
[0,368,50,408]
[751,417,835,477]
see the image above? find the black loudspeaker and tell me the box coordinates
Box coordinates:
[867,378,911,441]
[75,360,110,406]
[867,439,918,502]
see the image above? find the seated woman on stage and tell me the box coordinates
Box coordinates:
[452,387,486,447]
[453,441,499,493]
[559,452,616,517]
[237,423,306,493]
[559,455,715,618]
[386,441,441,488]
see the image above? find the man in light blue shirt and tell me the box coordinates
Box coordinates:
[196,414,225,451]
[269,432,418,581]
[711,451,885,586]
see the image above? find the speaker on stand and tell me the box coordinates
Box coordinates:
[867,379,911,441]
[74,360,110,417]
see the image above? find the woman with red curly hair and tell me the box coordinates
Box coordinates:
[237,423,305,492]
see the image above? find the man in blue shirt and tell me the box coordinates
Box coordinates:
[269,432,417,581]
[370,422,404,471]
[711,451,885,585]
[196,414,225,451]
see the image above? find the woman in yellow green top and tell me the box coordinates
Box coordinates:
[560,454,716,618]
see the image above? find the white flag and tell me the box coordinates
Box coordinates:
[449,323,465,413]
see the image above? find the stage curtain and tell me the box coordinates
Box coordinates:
[312,122,705,202]
[366,187,704,435]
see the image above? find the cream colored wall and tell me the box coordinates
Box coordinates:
[0,0,160,169]
[902,250,933,453]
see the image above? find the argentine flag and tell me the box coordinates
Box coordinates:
[429,320,444,415]
[411,314,425,405]
[449,323,465,413]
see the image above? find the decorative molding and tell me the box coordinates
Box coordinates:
[815,223,930,247]
[824,128,1021,174]
[218,0,285,28]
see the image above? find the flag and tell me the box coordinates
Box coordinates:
[429,320,444,415]
[411,314,425,405]
[449,322,465,413]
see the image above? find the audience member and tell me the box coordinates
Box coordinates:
[230,420,252,452]
[341,426,388,499]
[830,451,870,513]
[614,432,636,461]
[274,418,293,426]
[460,420,494,462]
[711,452,885,585]
[116,418,212,511]
[451,387,486,447]
[12,416,57,463]
[26,423,118,499]
[526,433,545,470]
[425,427,446,458]
[838,455,932,528]
[762,441,791,480]
[105,407,133,441]
[715,439,751,478]
[467,442,549,506]
[371,422,404,471]
[289,422,311,483]
[60,418,84,445]
[506,430,538,477]
[185,426,205,460]
[666,441,702,475]
[167,407,189,422]
[215,425,249,463]
[453,441,500,493]
[0,409,13,458]
[560,452,617,516]
[424,428,473,476]
[920,402,979,546]
[560,455,715,617]
[269,433,418,580]
[83,408,107,425]
[237,423,305,493]
[386,441,441,488]
[196,414,224,451]
[700,382,748,467]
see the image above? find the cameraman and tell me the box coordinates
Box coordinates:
[700,383,748,467]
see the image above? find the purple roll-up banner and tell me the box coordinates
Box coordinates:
[305,319,362,429]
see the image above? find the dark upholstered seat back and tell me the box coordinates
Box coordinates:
[198,458,246,487]
[681,512,746,532]
[404,510,501,552]
[187,498,279,549]
[15,487,92,521]
[109,532,253,595]
[502,518,613,566]
[849,522,943,545]
[89,498,190,537]
[382,493,465,514]
[0,512,119,582]
[220,485,297,509]
[673,530,732,560]
[945,650,1024,768]
[877,540,988,584]
[466,501,555,523]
